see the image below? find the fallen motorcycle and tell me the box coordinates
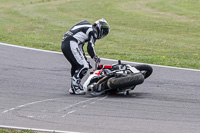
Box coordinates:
[83,60,153,96]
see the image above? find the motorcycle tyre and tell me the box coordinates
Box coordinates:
[107,73,144,90]
[134,64,153,79]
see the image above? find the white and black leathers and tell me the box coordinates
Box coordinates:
[61,20,98,80]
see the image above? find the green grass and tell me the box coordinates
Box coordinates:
[0,129,38,133]
[0,0,199,69]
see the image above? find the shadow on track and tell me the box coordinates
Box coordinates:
[82,92,152,99]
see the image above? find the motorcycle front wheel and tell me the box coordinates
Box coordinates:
[134,64,153,79]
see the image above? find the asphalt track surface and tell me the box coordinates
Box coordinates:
[0,43,200,133]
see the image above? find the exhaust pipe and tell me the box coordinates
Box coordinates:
[87,83,98,93]
[87,85,94,92]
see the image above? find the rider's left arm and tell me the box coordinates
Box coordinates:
[87,32,97,58]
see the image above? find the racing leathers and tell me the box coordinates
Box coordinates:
[61,20,99,94]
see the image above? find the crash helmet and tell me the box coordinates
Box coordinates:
[93,18,110,39]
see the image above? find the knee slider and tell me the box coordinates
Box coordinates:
[74,67,88,79]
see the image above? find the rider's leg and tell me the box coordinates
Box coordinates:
[70,67,88,94]
[61,39,89,94]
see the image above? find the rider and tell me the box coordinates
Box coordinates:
[61,18,110,95]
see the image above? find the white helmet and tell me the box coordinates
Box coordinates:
[93,18,110,39]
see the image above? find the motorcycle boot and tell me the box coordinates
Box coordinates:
[69,76,86,95]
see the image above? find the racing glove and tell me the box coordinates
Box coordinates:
[93,55,101,64]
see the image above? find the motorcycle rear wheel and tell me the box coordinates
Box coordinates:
[107,73,144,90]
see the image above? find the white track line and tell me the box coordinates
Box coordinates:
[1,42,199,72]
[89,96,108,105]
[60,97,98,116]
[1,98,62,114]
[62,110,77,117]
[0,42,62,54]
[61,96,107,117]
[63,97,97,109]
[0,125,82,133]
[57,97,98,112]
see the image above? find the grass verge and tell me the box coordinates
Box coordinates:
[0,0,199,69]
[0,129,38,133]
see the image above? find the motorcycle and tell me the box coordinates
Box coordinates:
[83,60,153,96]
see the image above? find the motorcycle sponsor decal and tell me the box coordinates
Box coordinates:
[103,65,112,69]
[94,69,103,75]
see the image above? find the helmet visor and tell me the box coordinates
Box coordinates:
[100,28,109,39]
